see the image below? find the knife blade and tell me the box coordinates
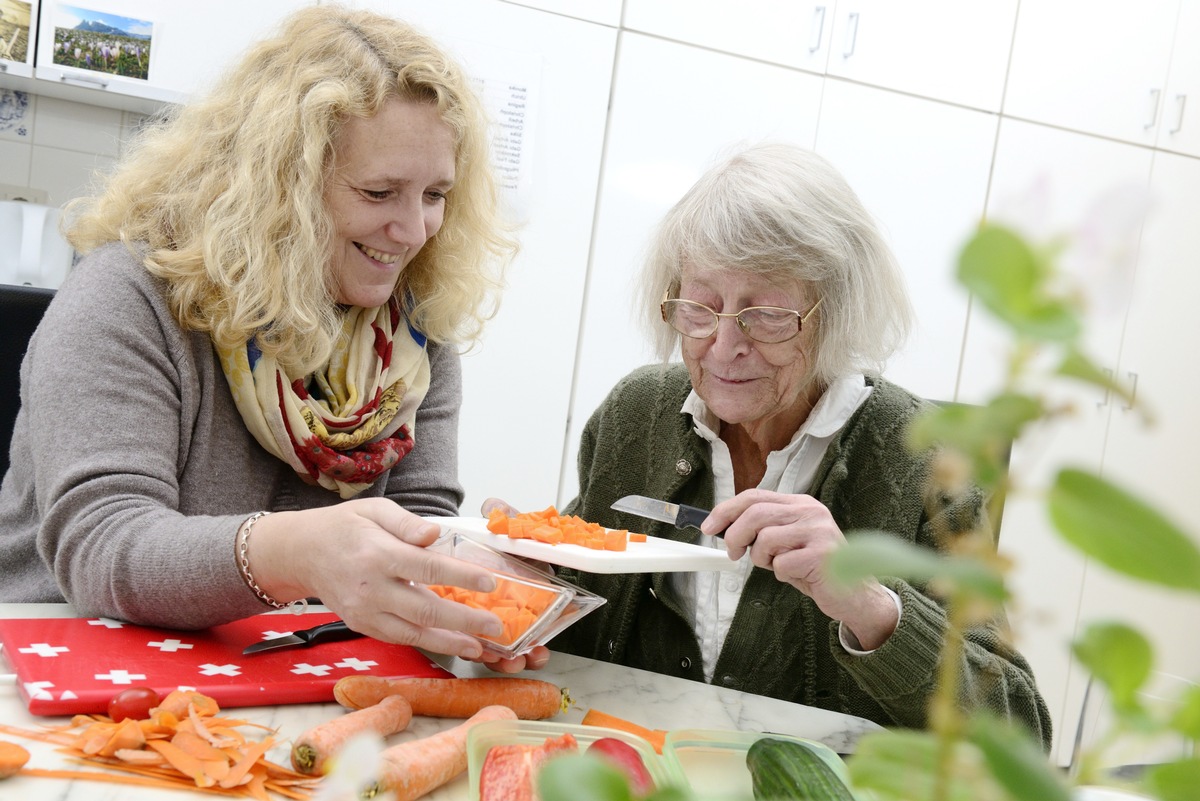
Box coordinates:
[242,620,364,655]
[610,494,722,537]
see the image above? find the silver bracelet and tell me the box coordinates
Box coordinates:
[235,511,304,612]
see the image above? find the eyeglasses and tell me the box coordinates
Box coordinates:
[660,294,823,344]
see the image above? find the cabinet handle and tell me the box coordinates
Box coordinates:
[1169,94,1187,134]
[1097,368,1113,409]
[843,12,859,58]
[60,72,110,89]
[1123,372,1139,412]
[809,5,826,53]
[0,63,8,73]
[1145,88,1161,129]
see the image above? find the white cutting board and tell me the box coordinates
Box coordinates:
[428,516,737,573]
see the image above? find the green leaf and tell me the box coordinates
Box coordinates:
[1048,468,1200,591]
[1169,684,1200,741]
[957,224,1081,342]
[1056,348,1138,410]
[846,729,1003,801]
[908,394,1042,490]
[966,714,1072,801]
[1071,622,1153,711]
[1143,758,1200,801]
[828,532,1008,602]
[537,755,634,801]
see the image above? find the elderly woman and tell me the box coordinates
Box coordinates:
[546,142,1051,749]
[0,6,530,665]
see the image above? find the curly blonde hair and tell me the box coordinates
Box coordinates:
[65,5,516,373]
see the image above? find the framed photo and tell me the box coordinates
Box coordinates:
[0,0,33,65]
[51,4,152,81]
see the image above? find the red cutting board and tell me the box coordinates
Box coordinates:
[0,611,451,716]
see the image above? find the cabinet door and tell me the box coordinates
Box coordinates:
[1082,151,1200,697]
[825,0,1017,111]
[814,80,996,402]
[1004,0,1179,145]
[960,118,1155,764]
[0,0,39,79]
[1157,1,1200,157]
[623,0,836,73]
[560,31,824,506]
[33,0,311,107]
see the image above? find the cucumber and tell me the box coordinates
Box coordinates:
[745,737,856,801]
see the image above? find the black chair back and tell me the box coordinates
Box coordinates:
[0,284,56,479]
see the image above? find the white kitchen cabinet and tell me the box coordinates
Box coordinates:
[28,0,311,113]
[1156,0,1200,157]
[559,31,825,506]
[1069,151,1200,741]
[0,0,39,79]
[813,79,997,402]
[623,0,837,74]
[959,118,1157,764]
[1004,0,1181,146]
[824,0,1018,112]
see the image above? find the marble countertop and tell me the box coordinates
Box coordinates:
[0,603,881,800]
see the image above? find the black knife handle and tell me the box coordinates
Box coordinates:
[301,620,364,645]
[675,503,724,537]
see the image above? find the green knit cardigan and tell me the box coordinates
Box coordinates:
[551,363,1052,752]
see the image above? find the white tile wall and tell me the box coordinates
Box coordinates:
[0,89,143,206]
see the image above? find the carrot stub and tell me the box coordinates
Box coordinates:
[333,676,570,719]
[367,704,518,801]
[291,694,413,776]
[0,739,31,779]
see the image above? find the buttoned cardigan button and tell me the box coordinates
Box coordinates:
[675,459,692,476]
[679,656,691,670]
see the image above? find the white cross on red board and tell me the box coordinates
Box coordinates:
[19,643,69,657]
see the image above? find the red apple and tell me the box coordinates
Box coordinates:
[586,737,655,795]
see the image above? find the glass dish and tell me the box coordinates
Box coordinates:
[663,728,858,799]
[466,719,684,801]
[426,532,605,660]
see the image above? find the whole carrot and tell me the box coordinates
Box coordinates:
[366,704,517,800]
[333,676,570,719]
[291,694,413,775]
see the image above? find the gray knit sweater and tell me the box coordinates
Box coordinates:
[551,363,1052,751]
[0,242,463,627]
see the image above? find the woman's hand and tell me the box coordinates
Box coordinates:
[468,644,552,674]
[245,499,505,660]
[705,489,899,650]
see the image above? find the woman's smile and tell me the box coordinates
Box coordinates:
[354,242,403,265]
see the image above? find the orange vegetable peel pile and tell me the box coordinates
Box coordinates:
[0,689,319,799]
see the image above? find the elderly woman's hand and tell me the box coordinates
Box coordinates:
[245,499,507,660]
[705,489,899,650]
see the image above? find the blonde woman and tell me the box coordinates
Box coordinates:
[0,6,534,668]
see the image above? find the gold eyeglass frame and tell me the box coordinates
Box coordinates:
[660,292,824,344]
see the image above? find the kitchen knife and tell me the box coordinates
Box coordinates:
[242,620,364,655]
[610,495,723,537]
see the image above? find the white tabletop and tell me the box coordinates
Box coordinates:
[0,603,881,800]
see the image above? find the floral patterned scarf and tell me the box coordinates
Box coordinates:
[215,299,430,499]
